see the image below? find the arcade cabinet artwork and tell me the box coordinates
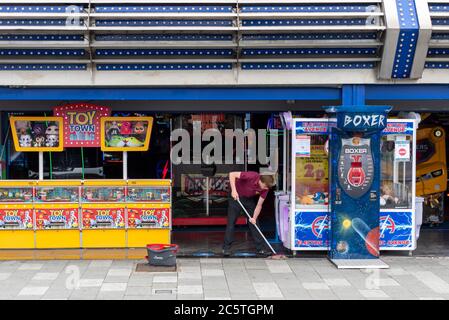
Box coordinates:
[416,126,447,225]
[327,106,391,266]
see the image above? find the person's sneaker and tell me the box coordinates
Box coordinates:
[222,249,231,257]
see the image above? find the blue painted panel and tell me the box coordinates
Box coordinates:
[96,49,233,56]
[0,19,84,26]
[243,19,370,26]
[391,0,419,79]
[428,48,449,56]
[242,4,377,13]
[242,62,375,69]
[379,212,413,248]
[96,20,232,27]
[294,211,330,249]
[95,34,232,41]
[96,6,232,13]
[242,33,378,40]
[431,33,449,40]
[0,87,341,101]
[97,63,232,71]
[0,35,83,41]
[242,48,377,56]
[431,18,449,25]
[0,64,86,71]
[425,62,449,68]
[366,85,449,100]
[0,6,83,12]
[429,4,449,12]
[0,49,85,56]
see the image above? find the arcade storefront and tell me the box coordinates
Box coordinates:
[0,102,284,254]
[2,94,440,259]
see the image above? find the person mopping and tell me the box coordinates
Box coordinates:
[222,171,275,257]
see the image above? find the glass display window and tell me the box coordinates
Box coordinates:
[35,186,79,203]
[126,186,170,202]
[294,133,329,209]
[81,186,126,203]
[0,187,34,203]
[380,134,413,210]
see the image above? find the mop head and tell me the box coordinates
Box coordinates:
[267,253,288,260]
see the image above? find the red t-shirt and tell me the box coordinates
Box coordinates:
[235,171,269,199]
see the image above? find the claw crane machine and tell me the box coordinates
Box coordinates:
[34,180,80,248]
[80,179,127,247]
[0,180,35,248]
[281,116,417,254]
[126,179,171,247]
[1,116,65,248]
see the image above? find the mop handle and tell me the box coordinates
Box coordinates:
[236,199,277,254]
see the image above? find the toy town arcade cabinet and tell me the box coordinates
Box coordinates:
[326,106,391,269]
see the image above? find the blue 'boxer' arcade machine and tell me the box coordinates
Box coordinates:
[326,105,391,269]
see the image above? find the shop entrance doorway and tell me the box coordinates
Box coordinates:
[171,113,280,255]
[172,113,246,226]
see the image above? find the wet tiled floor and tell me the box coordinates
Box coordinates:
[1,256,449,300]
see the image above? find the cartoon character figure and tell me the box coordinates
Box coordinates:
[82,214,91,228]
[15,121,30,135]
[106,121,120,141]
[32,123,45,136]
[24,211,33,229]
[69,210,78,228]
[33,134,46,147]
[133,121,145,135]
[45,125,59,136]
[160,211,169,228]
[45,135,58,147]
[312,192,326,204]
[19,134,32,147]
[115,211,125,228]
[107,136,144,148]
[120,121,132,135]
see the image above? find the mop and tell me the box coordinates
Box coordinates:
[237,199,288,260]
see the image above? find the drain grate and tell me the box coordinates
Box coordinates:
[153,289,176,295]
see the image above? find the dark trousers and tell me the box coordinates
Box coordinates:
[223,196,266,251]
